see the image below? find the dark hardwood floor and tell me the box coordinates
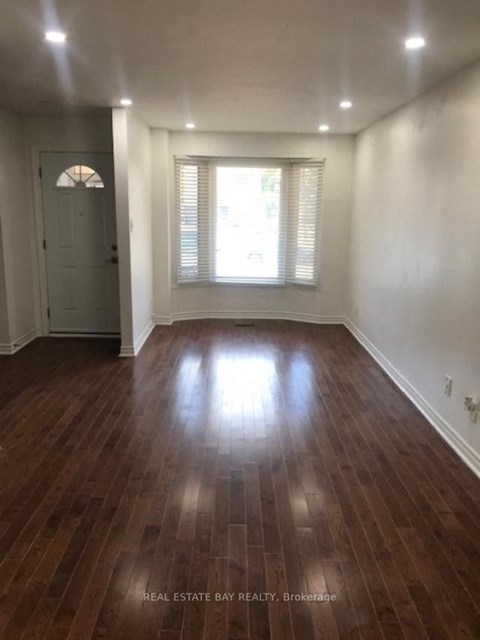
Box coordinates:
[1,320,480,639]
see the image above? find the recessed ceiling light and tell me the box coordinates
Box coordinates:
[186,123,196,129]
[318,124,330,132]
[405,36,426,50]
[120,98,132,106]
[340,100,353,110]
[45,31,67,44]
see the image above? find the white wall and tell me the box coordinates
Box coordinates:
[348,60,480,472]
[23,115,113,152]
[127,112,153,348]
[112,109,153,355]
[0,110,35,351]
[112,109,134,352]
[151,129,171,321]
[152,131,355,321]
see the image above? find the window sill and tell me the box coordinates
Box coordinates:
[173,281,321,291]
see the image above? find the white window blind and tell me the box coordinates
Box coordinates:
[176,158,209,282]
[175,157,324,287]
[286,162,324,285]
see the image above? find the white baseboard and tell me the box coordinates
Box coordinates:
[0,345,14,356]
[152,311,345,325]
[119,345,135,357]
[49,333,120,338]
[0,328,38,356]
[154,315,174,326]
[119,320,155,358]
[344,317,480,480]
[134,320,155,355]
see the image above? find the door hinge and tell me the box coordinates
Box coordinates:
[43,239,46,250]
[47,307,50,318]
[39,166,42,179]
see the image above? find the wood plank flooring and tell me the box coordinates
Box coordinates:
[0,320,480,639]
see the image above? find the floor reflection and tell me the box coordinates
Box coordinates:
[172,342,316,442]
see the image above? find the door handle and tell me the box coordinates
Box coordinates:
[105,256,119,264]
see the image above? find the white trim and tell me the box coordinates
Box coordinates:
[0,328,37,355]
[134,320,155,355]
[119,320,155,358]
[49,333,120,339]
[154,315,174,326]
[27,144,48,336]
[119,345,135,358]
[344,317,480,480]
[152,311,344,325]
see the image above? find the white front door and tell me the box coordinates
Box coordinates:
[41,152,120,334]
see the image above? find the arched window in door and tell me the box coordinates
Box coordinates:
[56,165,104,188]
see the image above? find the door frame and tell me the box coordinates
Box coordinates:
[30,146,118,336]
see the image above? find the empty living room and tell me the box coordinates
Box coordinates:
[1,1,480,638]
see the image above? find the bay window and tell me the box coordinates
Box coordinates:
[175,157,324,287]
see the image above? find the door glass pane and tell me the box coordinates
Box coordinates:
[56,165,104,188]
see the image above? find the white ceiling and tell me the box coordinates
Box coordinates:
[1,0,480,133]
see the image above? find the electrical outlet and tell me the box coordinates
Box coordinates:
[464,396,478,423]
[444,376,452,396]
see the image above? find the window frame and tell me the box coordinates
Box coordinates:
[173,156,324,289]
